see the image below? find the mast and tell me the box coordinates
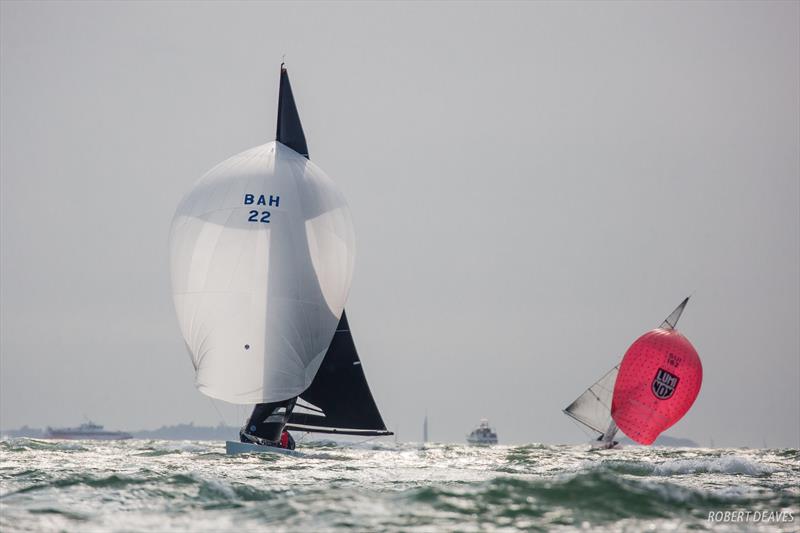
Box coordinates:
[423,413,428,443]
[244,64,391,443]
[241,64,309,444]
[276,63,309,157]
[600,419,618,446]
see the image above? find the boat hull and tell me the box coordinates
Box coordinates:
[466,438,498,446]
[225,440,301,456]
[589,440,621,450]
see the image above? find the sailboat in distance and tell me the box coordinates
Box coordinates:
[169,64,391,454]
[563,297,702,448]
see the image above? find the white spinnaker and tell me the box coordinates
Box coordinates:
[169,141,355,404]
[563,366,619,435]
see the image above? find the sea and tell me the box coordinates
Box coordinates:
[0,439,797,532]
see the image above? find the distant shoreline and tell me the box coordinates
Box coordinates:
[0,423,241,441]
[1,423,699,447]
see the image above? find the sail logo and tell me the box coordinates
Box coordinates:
[652,368,679,400]
[244,194,280,224]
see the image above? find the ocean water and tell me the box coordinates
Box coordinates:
[0,439,797,532]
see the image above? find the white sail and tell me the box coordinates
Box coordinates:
[563,366,619,435]
[169,141,355,404]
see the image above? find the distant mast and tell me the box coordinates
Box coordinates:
[423,413,428,443]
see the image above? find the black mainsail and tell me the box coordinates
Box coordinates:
[275,63,308,158]
[287,311,391,436]
[242,65,391,443]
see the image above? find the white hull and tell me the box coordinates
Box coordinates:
[466,438,498,446]
[225,440,301,456]
[466,419,498,446]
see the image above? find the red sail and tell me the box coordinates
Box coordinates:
[611,328,702,445]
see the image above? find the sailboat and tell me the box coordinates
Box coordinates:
[563,297,702,448]
[169,64,392,455]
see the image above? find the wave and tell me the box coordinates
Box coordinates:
[651,456,777,476]
[132,441,212,456]
[2,442,797,532]
[589,455,780,477]
[401,469,792,526]
[0,438,89,453]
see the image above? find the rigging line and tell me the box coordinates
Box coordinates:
[563,409,604,435]
[566,413,595,441]
[207,397,228,428]
[353,435,380,447]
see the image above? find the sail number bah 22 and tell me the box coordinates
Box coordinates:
[244,194,280,223]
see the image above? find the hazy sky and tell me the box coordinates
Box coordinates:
[1,1,798,448]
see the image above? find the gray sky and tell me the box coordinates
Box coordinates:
[1,1,798,448]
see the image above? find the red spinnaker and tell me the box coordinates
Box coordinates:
[611,328,702,445]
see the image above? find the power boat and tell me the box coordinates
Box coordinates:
[44,422,132,440]
[466,418,498,445]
